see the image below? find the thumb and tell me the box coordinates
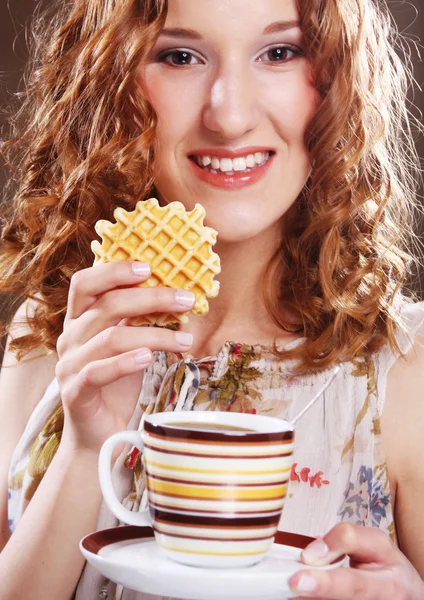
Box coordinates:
[301,523,395,567]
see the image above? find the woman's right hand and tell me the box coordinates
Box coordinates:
[55,261,195,456]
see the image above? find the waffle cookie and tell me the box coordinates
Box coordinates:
[91,198,220,326]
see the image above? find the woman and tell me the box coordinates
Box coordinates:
[0,0,423,598]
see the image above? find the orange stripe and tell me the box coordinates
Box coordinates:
[148,478,288,500]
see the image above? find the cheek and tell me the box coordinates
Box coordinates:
[141,68,201,148]
[264,73,319,145]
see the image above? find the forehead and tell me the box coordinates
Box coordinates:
[164,0,300,33]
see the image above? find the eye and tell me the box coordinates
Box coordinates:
[156,49,202,67]
[257,45,302,63]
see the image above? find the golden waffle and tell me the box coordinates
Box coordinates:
[91,198,220,326]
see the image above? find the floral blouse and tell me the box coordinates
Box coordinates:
[7,301,424,600]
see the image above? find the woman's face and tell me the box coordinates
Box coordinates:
[140,0,319,243]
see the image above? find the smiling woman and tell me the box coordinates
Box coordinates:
[142,2,317,239]
[0,1,424,600]
[1,0,418,371]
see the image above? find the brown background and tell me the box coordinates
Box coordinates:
[0,0,423,329]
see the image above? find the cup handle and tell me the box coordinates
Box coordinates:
[98,430,151,527]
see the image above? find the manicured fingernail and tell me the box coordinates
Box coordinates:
[176,332,193,347]
[132,262,151,277]
[134,349,152,366]
[295,574,317,593]
[302,538,329,562]
[175,290,196,308]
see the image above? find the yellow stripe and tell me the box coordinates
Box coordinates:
[147,478,287,500]
[145,460,290,477]
[159,544,267,557]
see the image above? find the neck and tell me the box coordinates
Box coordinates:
[181,224,298,356]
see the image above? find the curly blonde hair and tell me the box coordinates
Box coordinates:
[0,0,422,370]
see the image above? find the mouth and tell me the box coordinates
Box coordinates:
[187,149,276,190]
[189,151,275,175]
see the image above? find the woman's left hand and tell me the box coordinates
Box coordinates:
[288,523,424,599]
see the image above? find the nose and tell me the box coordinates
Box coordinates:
[202,63,260,140]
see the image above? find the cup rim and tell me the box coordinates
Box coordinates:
[144,411,294,443]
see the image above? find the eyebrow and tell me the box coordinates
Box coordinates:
[262,20,301,35]
[159,27,203,40]
[159,20,301,40]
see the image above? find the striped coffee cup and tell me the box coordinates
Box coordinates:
[99,411,294,568]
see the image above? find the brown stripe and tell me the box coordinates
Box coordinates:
[274,530,314,549]
[151,508,280,528]
[145,422,294,445]
[149,501,283,516]
[146,471,289,488]
[144,442,293,459]
[81,526,153,555]
[153,527,274,543]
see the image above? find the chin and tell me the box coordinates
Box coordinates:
[203,207,282,246]
[154,183,292,244]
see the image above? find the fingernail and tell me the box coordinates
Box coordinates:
[302,538,329,562]
[295,574,317,593]
[134,349,152,366]
[132,262,151,277]
[176,332,193,347]
[175,290,196,308]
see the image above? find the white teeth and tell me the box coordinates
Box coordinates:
[233,157,247,172]
[195,152,271,173]
[246,154,255,168]
[220,158,233,172]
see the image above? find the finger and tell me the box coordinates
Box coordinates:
[289,566,396,599]
[60,286,196,351]
[60,347,153,407]
[66,261,151,321]
[57,326,193,377]
[93,286,196,325]
[301,524,395,566]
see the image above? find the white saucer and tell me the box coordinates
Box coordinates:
[80,526,346,600]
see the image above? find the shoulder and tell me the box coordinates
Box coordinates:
[1,297,58,419]
[381,302,424,469]
[383,301,424,423]
[384,316,424,436]
[4,295,43,351]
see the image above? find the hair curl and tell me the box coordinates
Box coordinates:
[0,0,422,370]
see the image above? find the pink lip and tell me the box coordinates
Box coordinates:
[188,152,275,191]
[189,146,274,159]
